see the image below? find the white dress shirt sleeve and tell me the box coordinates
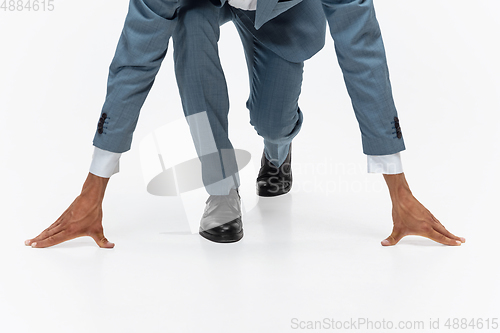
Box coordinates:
[89,146,121,178]
[228,0,257,10]
[367,152,403,174]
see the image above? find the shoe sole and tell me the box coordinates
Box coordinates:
[256,184,292,197]
[199,228,244,243]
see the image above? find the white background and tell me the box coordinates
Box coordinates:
[1,1,499,332]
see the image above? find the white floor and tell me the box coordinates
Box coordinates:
[1,2,500,332]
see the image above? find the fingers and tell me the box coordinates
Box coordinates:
[90,230,115,249]
[431,215,466,243]
[381,228,405,246]
[25,208,72,246]
[26,222,67,246]
[425,229,462,246]
[29,230,71,248]
[431,219,464,243]
[381,214,465,247]
[382,228,462,246]
[27,228,114,249]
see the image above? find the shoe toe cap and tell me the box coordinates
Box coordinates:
[205,217,242,235]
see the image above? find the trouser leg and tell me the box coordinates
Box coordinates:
[321,0,405,155]
[93,0,181,153]
[172,0,239,195]
[231,9,304,168]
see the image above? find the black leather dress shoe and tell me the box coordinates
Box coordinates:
[199,188,243,243]
[256,145,292,197]
[199,217,243,243]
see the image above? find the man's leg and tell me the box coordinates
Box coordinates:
[172,0,239,196]
[231,8,304,196]
[172,1,242,243]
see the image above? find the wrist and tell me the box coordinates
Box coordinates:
[383,173,412,202]
[82,173,109,199]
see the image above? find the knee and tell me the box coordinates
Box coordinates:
[254,124,283,144]
[251,117,295,144]
[250,106,303,144]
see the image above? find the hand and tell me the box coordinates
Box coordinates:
[381,173,465,246]
[25,173,115,248]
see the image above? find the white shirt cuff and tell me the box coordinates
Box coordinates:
[89,147,121,178]
[228,0,257,10]
[367,152,403,174]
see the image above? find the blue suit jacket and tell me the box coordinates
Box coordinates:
[213,0,326,63]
